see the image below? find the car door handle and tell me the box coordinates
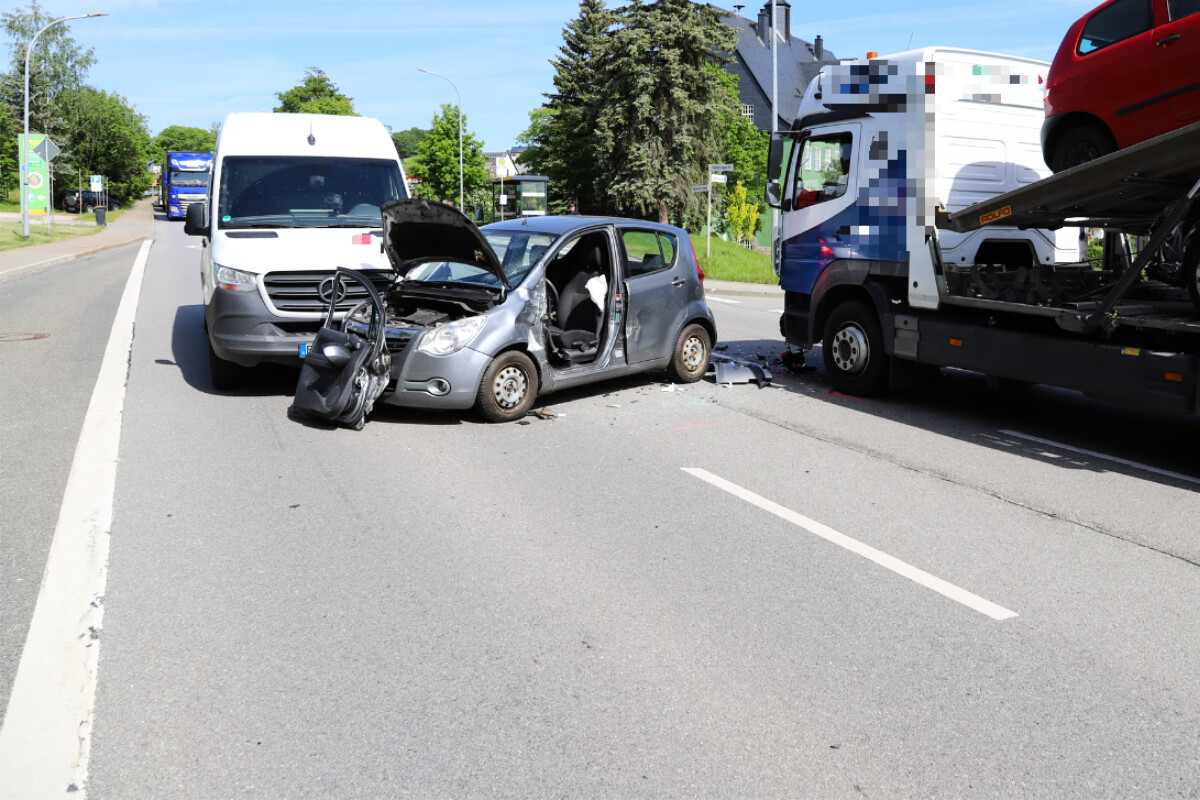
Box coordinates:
[1156,33,1181,46]
[671,278,686,287]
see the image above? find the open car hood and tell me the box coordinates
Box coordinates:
[380,198,506,285]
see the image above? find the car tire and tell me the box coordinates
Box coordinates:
[476,350,538,423]
[822,300,889,396]
[208,339,243,391]
[1185,229,1200,315]
[84,204,95,213]
[1050,123,1116,173]
[666,323,711,383]
[110,202,121,211]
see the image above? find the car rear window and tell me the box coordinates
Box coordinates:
[1077,0,1154,55]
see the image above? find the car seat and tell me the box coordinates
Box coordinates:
[548,245,606,364]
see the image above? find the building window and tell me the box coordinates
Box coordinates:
[741,104,755,119]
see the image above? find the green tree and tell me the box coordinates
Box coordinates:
[59,87,151,202]
[522,0,614,215]
[391,126,428,159]
[274,68,356,116]
[594,0,737,225]
[148,124,214,168]
[712,66,768,238]
[0,101,18,197]
[408,103,488,207]
[723,181,759,245]
[0,1,97,143]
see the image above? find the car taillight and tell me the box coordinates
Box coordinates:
[690,240,704,284]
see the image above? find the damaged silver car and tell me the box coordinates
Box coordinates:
[291,199,717,426]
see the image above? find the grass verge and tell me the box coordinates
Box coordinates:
[695,236,777,284]
[0,220,105,252]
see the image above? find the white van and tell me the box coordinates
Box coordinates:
[185,112,409,389]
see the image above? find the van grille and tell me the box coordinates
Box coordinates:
[262,270,393,314]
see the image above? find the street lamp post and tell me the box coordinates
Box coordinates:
[417,68,463,212]
[22,11,107,240]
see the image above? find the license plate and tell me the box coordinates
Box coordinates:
[299,342,311,358]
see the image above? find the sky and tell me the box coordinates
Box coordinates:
[7,0,1101,152]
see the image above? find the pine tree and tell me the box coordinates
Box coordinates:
[594,0,737,226]
[524,0,614,215]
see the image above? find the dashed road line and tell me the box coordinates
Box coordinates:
[683,467,1018,621]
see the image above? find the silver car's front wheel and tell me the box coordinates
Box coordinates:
[476,350,538,423]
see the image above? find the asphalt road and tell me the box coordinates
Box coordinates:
[3,218,1200,798]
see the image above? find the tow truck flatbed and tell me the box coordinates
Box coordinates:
[938,121,1200,235]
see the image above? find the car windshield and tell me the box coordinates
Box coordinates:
[403,230,558,289]
[170,171,208,188]
[217,156,408,229]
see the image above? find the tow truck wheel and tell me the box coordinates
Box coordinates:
[477,350,538,423]
[1186,234,1200,315]
[1050,123,1116,173]
[822,300,889,396]
[208,339,243,391]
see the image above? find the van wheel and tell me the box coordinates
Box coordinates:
[477,350,538,423]
[667,323,711,383]
[822,300,889,396]
[1050,123,1116,173]
[208,340,243,391]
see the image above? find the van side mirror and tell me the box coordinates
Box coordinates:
[184,202,207,236]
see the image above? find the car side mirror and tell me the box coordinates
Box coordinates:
[765,181,782,209]
[184,202,207,236]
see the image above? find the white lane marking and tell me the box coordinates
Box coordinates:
[707,296,741,305]
[1000,430,1200,487]
[682,468,1018,621]
[0,239,153,799]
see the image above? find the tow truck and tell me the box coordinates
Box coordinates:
[766,48,1200,416]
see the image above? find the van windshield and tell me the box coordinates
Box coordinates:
[217,156,408,229]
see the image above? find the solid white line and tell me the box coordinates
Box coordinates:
[682,468,1018,621]
[707,296,742,305]
[0,239,153,799]
[999,430,1200,487]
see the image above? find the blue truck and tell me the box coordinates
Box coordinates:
[162,151,212,220]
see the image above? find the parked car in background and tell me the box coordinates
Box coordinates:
[61,190,122,213]
[1042,0,1200,171]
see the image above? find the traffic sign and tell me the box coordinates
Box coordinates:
[710,174,728,184]
[91,175,103,192]
[691,185,709,193]
[709,163,734,172]
[33,138,60,161]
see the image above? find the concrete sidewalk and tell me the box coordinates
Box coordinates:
[1,199,157,281]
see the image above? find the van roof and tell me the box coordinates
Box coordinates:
[215,112,399,161]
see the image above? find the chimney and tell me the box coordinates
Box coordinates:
[757,5,770,45]
[814,35,824,61]
[781,0,791,43]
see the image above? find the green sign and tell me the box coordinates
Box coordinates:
[20,134,50,215]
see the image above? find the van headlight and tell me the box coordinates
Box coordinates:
[417,315,487,356]
[215,264,257,292]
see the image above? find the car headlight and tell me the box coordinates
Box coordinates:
[215,264,257,292]
[417,315,488,356]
